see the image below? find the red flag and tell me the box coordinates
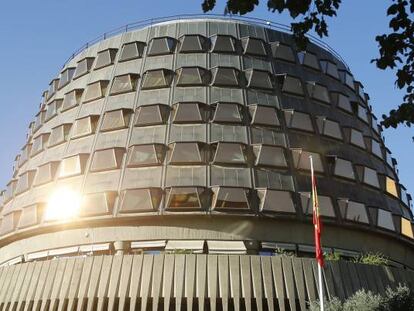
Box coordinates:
[311,157,324,267]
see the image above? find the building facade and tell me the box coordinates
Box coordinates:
[0,17,413,310]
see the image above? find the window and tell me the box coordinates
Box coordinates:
[253,145,287,168]
[257,189,295,214]
[168,142,206,164]
[349,128,366,149]
[357,105,369,123]
[18,144,31,166]
[270,42,295,63]
[73,57,94,79]
[207,240,247,254]
[58,67,76,89]
[212,142,248,165]
[176,67,210,86]
[33,110,45,133]
[165,187,206,210]
[400,186,409,207]
[316,117,342,140]
[119,188,162,213]
[0,211,20,235]
[211,166,251,187]
[166,166,206,187]
[320,60,339,79]
[179,35,208,53]
[254,169,294,190]
[3,180,17,202]
[15,170,36,195]
[210,124,248,143]
[83,80,109,103]
[90,148,125,172]
[80,192,116,217]
[339,70,355,90]
[212,102,244,124]
[330,157,355,180]
[94,48,118,70]
[251,127,286,146]
[49,124,71,147]
[297,52,320,70]
[61,89,83,112]
[211,186,251,211]
[355,81,366,100]
[377,209,395,231]
[210,35,237,53]
[119,41,146,62]
[284,110,314,132]
[241,37,267,56]
[45,99,63,121]
[385,177,399,198]
[141,69,174,89]
[301,193,335,217]
[165,240,205,253]
[71,115,99,139]
[277,74,304,96]
[338,199,369,224]
[100,109,132,132]
[170,124,206,142]
[34,162,59,186]
[58,154,89,178]
[291,149,324,172]
[172,102,207,123]
[306,82,330,104]
[335,93,352,114]
[148,37,176,56]
[249,105,280,127]
[30,133,49,157]
[371,139,383,158]
[109,74,139,95]
[47,79,59,99]
[371,115,381,134]
[134,104,169,126]
[210,67,241,87]
[245,69,273,90]
[126,144,165,167]
[401,217,414,239]
[363,167,380,188]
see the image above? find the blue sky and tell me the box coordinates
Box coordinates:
[0,0,412,195]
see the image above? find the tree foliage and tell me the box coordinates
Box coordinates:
[202,0,414,129]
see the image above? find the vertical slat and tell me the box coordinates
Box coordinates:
[16,262,38,311]
[151,255,164,311]
[251,256,263,311]
[57,258,77,311]
[292,258,306,311]
[39,259,59,311]
[33,260,51,310]
[139,255,153,311]
[0,265,16,308]
[282,257,297,311]
[207,255,218,311]
[302,258,317,302]
[118,255,134,311]
[10,263,29,310]
[129,255,144,311]
[3,264,22,308]
[24,262,44,311]
[328,262,346,300]
[196,254,207,311]
[106,255,124,311]
[371,265,385,294]
[229,256,241,311]
[270,257,285,311]
[240,255,252,311]
[67,258,86,311]
[346,262,361,292]
[382,266,397,288]
[49,259,69,311]
[162,254,174,311]
[354,263,369,290]
[185,254,196,311]
[218,256,229,311]
[174,254,185,311]
[338,261,354,296]
[85,256,104,311]
[361,264,378,293]
[96,256,114,311]
[76,256,95,311]
[323,262,337,299]
[261,256,275,311]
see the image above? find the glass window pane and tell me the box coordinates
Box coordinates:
[176,67,209,86]
[253,145,287,168]
[148,37,176,56]
[291,149,324,172]
[141,69,173,89]
[110,74,138,95]
[251,127,286,146]
[213,103,243,124]
[73,57,94,79]
[213,142,247,165]
[135,104,169,127]
[119,188,162,213]
[212,187,250,211]
[179,35,207,53]
[320,60,339,79]
[271,42,295,63]
[246,69,273,90]
[165,166,206,186]
[172,102,205,123]
[166,187,205,210]
[377,209,395,231]
[119,41,145,62]
[127,144,165,167]
[90,148,124,172]
[386,177,399,198]
[336,93,352,113]
[84,81,108,103]
[340,200,369,224]
[316,117,342,140]
[301,193,335,217]
[249,105,280,127]
[94,49,117,69]
[350,129,366,149]
[298,52,320,70]
[241,37,267,56]
[58,68,76,89]
[168,142,205,164]
[358,105,369,123]
[254,169,294,190]
[34,162,59,186]
[62,89,83,112]
[49,124,71,147]
[307,82,330,104]
[211,67,240,87]
[45,99,63,121]
[72,116,98,139]
[211,35,236,53]
[211,166,251,187]
[101,109,131,132]
[334,158,355,180]
[284,110,314,132]
[340,70,355,89]
[363,167,380,188]
[58,154,88,178]
[258,189,295,213]
[31,134,49,156]
[279,75,304,96]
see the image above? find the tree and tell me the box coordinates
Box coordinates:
[202,0,414,130]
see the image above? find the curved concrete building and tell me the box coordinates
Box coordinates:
[0,16,413,310]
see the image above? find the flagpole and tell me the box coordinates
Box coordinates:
[310,155,325,311]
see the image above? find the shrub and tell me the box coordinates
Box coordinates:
[353,252,389,266]
[378,284,414,311]
[325,251,342,261]
[309,297,343,311]
[343,289,381,311]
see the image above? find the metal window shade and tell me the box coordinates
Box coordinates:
[261,242,296,251]
[27,250,49,261]
[207,240,247,254]
[49,246,80,257]
[165,240,205,253]
[131,240,166,249]
[79,243,111,253]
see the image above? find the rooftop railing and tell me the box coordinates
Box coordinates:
[61,14,350,70]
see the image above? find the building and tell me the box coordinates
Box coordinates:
[0,16,413,311]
